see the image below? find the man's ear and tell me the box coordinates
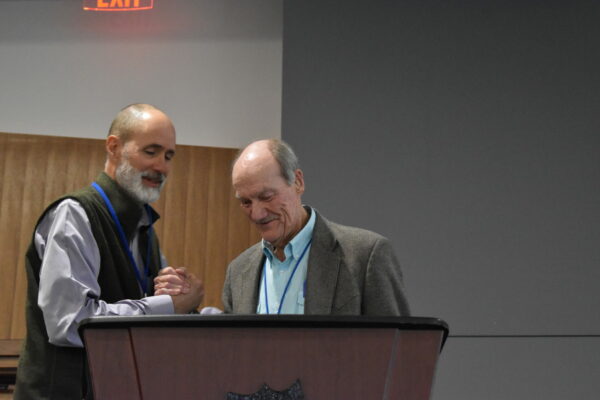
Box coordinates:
[104,135,123,179]
[294,169,305,194]
[106,135,121,160]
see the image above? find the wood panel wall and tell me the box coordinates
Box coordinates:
[0,132,260,343]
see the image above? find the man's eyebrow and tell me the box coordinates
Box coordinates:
[234,189,273,200]
[258,189,274,196]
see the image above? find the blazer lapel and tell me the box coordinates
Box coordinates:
[304,213,341,314]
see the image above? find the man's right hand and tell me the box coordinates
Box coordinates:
[154,266,191,295]
[154,266,204,313]
[170,272,204,314]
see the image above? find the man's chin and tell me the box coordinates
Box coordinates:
[259,232,281,245]
[129,186,161,204]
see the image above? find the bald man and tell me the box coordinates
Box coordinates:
[222,139,410,316]
[14,104,204,400]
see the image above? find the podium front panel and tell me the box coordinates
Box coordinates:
[81,315,447,400]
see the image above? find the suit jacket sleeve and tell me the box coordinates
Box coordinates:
[363,236,410,316]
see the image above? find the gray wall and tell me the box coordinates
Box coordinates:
[282,1,599,398]
[0,0,282,147]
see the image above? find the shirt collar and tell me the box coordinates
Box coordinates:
[262,206,316,261]
[137,205,156,229]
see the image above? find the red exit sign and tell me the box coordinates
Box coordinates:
[83,0,153,12]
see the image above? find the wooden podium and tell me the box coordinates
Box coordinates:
[80,315,448,400]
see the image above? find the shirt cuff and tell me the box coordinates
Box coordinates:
[145,294,174,315]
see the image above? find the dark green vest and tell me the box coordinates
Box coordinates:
[14,172,163,400]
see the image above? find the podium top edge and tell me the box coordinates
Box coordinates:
[80,315,450,351]
[79,315,449,340]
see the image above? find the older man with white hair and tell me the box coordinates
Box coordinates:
[222,139,410,316]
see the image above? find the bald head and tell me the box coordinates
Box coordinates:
[108,103,173,143]
[233,139,300,186]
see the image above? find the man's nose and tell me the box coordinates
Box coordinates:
[250,204,268,221]
[153,156,169,176]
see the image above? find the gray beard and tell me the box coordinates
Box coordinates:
[115,158,165,204]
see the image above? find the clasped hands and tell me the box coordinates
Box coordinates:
[154,267,204,314]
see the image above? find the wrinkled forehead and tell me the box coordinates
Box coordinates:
[233,157,286,195]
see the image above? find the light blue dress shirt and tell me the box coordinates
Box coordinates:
[257,207,316,314]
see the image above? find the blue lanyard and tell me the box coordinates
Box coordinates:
[91,182,153,295]
[263,239,312,314]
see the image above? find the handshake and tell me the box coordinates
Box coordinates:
[154,267,206,314]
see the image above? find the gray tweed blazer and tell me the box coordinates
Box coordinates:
[222,210,410,316]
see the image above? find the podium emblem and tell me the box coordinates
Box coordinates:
[226,379,304,400]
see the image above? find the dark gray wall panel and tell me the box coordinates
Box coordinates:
[433,337,600,399]
[282,1,600,335]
